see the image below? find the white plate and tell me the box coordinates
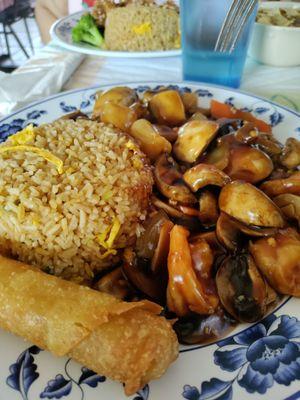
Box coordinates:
[50,10,181,58]
[0,82,299,400]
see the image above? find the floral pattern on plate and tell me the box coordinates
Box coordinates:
[182,314,300,400]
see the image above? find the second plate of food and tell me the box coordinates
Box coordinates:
[51,0,181,59]
[0,82,299,400]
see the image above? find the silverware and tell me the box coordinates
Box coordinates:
[215,0,258,54]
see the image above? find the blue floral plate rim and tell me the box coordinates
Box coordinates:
[1,80,299,125]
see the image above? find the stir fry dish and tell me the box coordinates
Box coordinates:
[0,85,299,393]
[89,85,300,344]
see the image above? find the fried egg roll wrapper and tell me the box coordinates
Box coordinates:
[0,256,178,395]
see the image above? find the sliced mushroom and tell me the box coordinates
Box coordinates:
[183,164,231,192]
[151,195,200,232]
[201,138,231,171]
[151,220,174,274]
[260,171,300,197]
[224,146,274,183]
[254,134,282,158]
[280,138,300,169]
[216,212,278,252]
[190,231,223,253]
[219,181,285,228]
[135,210,170,260]
[59,110,89,121]
[216,212,244,252]
[173,120,219,163]
[174,308,235,345]
[93,86,138,115]
[179,205,201,217]
[130,119,172,161]
[153,124,178,143]
[249,228,300,296]
[189,111,208,121]
[154,154,197,204]
[94,267,132,300]
[167,225,219,317]
[181,92,199,115]
[198,190,219,228]
[99,102,138,132]
[234,122,258,144]
[273,194,300,226]
[149,90,186,126]
[122,248,166,302]
[216,253,277,322]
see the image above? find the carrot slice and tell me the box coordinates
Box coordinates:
[211,100,271,134]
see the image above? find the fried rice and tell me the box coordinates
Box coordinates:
[0,119,153,283]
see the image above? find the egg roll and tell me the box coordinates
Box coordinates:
[0,255,178,395]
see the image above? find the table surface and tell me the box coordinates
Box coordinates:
[62,52,300,112]
[1,42,299,119]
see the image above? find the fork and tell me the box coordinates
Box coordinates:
[214,0,258,54]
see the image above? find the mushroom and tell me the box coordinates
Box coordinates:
[224,146,274,183]
[219,181,285,228]
[154,153,197,204]
[273,194,300,226]
[249,228,300,296]
[183,164,231,192]
[201,137,231,171]
[130,119,172,161]
[260,171,300,197]
[254,134,282,158]
[234,122,258,144]
[135,210,170,260]
[94,267,132,300]
[151,219,174,274]
[122,248,166,302]
[149,90,186,126]
[132,209,174,278]
[198,190,219,228]
[153,124,178,143]
[216,212,278,252]
[189,111,208,121]
[190,231,224,254]
[93,86,138,114]
[280,138,300,169]
[59,110,89,121]
[151,195,201,232]
[214,118,242,137]
[99,102,138,132]
[180,92,199,115]
[167,225,219,317]
[216,212,244,252]
[216,253,277,322]
[173,120,219,163]
[174,308,235,345]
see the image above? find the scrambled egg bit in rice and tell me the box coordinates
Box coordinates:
[0,120,153,283]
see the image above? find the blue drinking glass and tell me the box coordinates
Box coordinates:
[180,0,258,88]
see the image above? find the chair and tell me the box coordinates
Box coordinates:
[0,0,35,61]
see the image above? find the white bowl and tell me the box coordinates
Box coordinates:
[249,1,300,67]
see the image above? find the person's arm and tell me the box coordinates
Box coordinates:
[35,0,68,44]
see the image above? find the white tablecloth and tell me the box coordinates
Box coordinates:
[63,52,300,112]
[0,42,300,117]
